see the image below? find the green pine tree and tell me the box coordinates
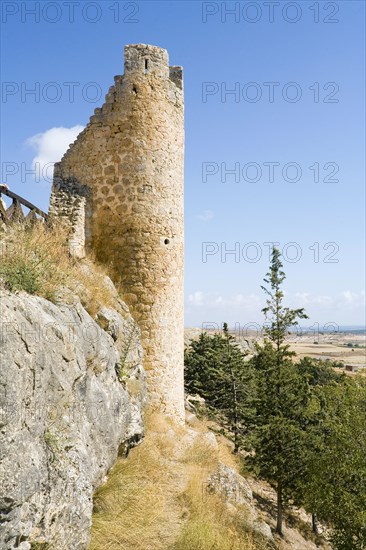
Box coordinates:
[291,357,344,535]
[184,325,255,453]
[302,376,366,549]
[249,247,309,536]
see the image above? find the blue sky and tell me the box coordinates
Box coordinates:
[1,0,365,327]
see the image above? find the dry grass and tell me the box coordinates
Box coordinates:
[175,436,269,550]
[217,433,242,469]
[90,415,183,550]
[90,413,272,550]
[181,437,218,470]
[173,471,265,550]
[0,223,71,299]
[0,224,116,316]
[91,439,173,550]
[72,259,116,316]
[186,413,241,470]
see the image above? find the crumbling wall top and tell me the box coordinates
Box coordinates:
[124,43,182,86]
[124,44,168,74]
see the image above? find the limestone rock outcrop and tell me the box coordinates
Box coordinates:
[0,288,146,549]
[208,463,273,541]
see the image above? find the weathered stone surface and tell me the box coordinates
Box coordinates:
[208,462,253,504]
[208,463,274,541]
[185,393,206,413]
[49,44,185,421]
[0,289,146,549]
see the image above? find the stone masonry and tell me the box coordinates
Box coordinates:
[49,44,185,421]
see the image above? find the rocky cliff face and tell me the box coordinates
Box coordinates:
[0,288,146,549]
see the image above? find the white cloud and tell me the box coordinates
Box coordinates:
[187,291,262,310]
[188,291,204,306]
[186,289,365,327]
[314,295,334,306]
[293,290,365,310]
[340,290,365,305]
[294,292,334,307]
[26,125,84,182]
[196,210,214,221]
[294,292,311,304]
[230,293,262,308]
[188,290,366,312]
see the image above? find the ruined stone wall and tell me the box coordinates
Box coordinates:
[50,44,185,421]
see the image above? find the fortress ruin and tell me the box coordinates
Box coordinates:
[49,44,185,421]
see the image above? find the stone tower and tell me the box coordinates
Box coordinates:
[50,44,185,421]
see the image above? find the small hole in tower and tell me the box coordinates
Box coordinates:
[144,59,149,74]
[132,85,137,94]
[164,238,170,245]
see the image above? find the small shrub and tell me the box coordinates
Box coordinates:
[114,362,128,384]
[0,224,118,316]
[0,260,41,294]
[0,224,70,300]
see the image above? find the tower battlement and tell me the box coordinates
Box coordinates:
[49,44,185,421]
[125,44,167,75]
